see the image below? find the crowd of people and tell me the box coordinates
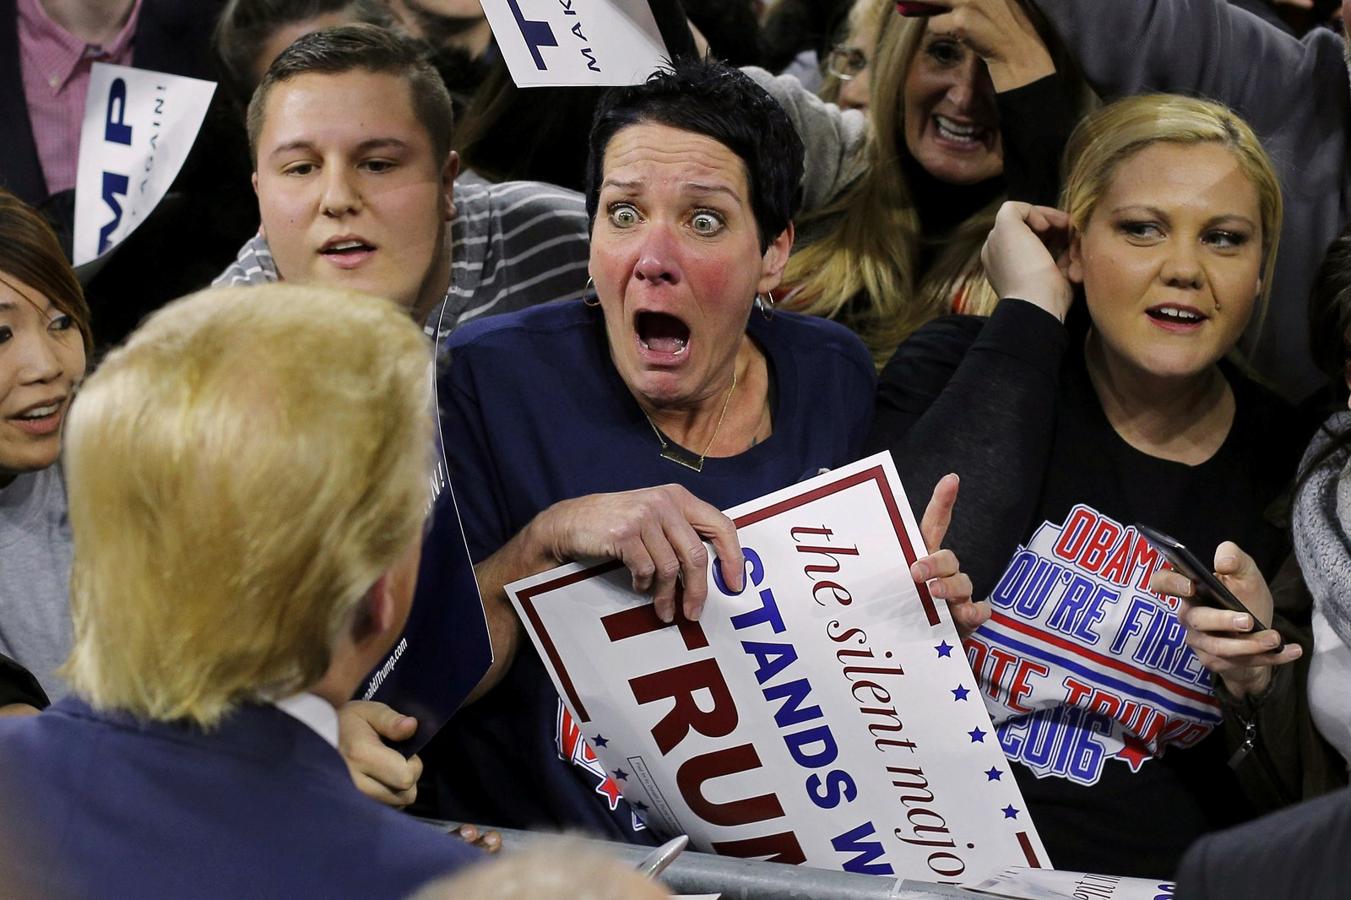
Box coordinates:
[1,0,1350,897]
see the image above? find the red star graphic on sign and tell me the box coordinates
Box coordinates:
[1115,732,1152,773]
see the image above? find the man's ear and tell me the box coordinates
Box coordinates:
[756,222,795,295]
[353,574,397,643]
[441,151,460,222]
[251,172,266,240]
[1067,230,1085,285]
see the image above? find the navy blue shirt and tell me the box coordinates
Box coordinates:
[0,698,479,898]
[423,300,874,839]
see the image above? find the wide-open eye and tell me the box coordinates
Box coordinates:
[607,203,640,228]
[690,211,724,236]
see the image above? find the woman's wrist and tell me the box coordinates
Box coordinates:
[1220,664,1274,700]
[987,50,1055,93]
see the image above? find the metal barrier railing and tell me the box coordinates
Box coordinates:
[420,820,989,899]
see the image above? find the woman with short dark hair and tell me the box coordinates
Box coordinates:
[400,58,980,841]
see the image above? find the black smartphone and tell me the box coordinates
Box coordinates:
[1135,523,1276,638]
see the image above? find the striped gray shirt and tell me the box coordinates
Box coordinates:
[213,178,592,346]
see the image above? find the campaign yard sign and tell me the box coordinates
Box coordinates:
[967,867,1175,899]
[74,63,215,266]
[507,454,1048,883]
[360,350,493,754]
[480,0,668,86]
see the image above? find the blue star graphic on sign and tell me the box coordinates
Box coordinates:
[935,640,953,658]
[968,727,986,743]
[985,767,1002,781]
[951,685,970,701]
[613,768,628,781]
[1002,805,1019,820]
[592,734,609,748]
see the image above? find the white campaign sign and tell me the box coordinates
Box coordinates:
[508,453,1049,884]
[480,0,668,87]
[73,63,215,266]
[967,867,1175,899]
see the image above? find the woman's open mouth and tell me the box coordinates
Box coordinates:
[1146,304,1208,333]
[8,397,67,437]
[635,311,691,360]
[931,114,993,151]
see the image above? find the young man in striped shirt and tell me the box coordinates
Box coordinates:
[215,24,591,348]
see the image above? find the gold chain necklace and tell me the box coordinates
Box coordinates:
[643,368,738,473]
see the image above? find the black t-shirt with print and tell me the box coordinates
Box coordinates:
[871,301,1310,878]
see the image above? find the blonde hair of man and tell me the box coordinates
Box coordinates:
[1061,92,1283,335]
[60,284,433,727]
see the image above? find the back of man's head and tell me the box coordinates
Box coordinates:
[246,23,454,164]
[61,284,432,727]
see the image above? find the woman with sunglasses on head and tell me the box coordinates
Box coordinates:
[0,189,93,715]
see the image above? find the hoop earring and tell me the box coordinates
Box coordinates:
[754,292,775,320]
[584,275,600,307]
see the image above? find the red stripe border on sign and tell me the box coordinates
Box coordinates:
[516,463,936,724]
[515,559,623,723]
[1016,831,1042,867]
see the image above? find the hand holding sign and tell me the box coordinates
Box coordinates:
[508,454,1048,881]
[337,700,424,807]
[913,474,987,636]
[535,485,745,624]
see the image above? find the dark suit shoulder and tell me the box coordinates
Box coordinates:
[1176,786,1351,900]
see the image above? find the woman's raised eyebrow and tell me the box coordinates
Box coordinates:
[684,182,742,205]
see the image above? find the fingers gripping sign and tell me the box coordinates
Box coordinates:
[338,700,424,808]
[1149,541,1302,698]
[541,485,745,625]
[910,473,987,635]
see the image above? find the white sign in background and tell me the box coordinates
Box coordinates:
[967,867,1175,900]
[509,454,1049,884]
[480,0,669,87]
[74,63,215,266]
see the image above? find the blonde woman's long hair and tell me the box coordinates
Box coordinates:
[1061,93,1282,338]
[783,12,1001,369]
[61,285,434,728]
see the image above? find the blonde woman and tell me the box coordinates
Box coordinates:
[751,0,1085,367]
[872,95,1307,876]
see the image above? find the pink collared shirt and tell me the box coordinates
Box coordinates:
[17,0,142,196]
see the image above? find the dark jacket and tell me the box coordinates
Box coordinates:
[0,696,479,898]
